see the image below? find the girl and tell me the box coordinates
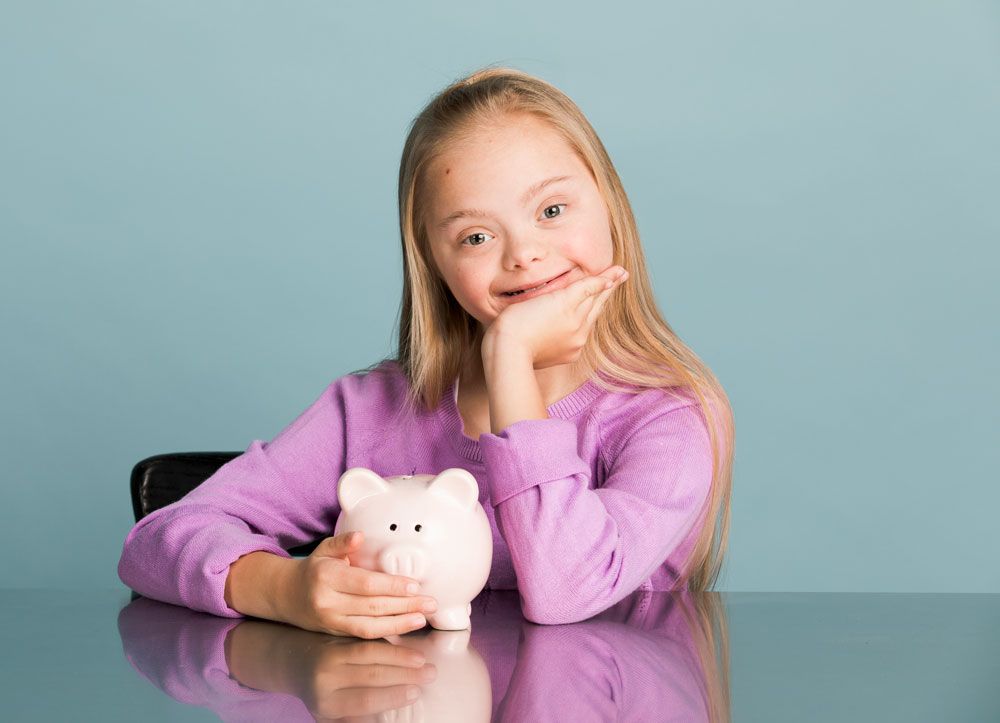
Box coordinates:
[118,65,735,640]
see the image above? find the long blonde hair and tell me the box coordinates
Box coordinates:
[379,64,735,592]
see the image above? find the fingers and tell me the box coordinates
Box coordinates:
[333,640,430,669]
[303,533,437,639]
[334,564,424,598]
[604,267,629,289]
[314,531,363,559]
[322,661,437,690]
[583,268,628,327]
[585,285,614,327]
[335,590,438,618]
[581,268,627,313]
[316,680,432,719]
[332,611,430,639]
[574,266,628,306]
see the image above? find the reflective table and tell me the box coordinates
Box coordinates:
[1,588,997,721]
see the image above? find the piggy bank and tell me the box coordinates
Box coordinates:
[381,629,492,721]
[333,467,492,631]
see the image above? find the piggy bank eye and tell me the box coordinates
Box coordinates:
[389,523,397,531]
[415,524,422,532]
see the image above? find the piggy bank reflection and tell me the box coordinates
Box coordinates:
[333,467,492,630]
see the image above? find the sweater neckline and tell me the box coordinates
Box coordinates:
[438,374,603,463]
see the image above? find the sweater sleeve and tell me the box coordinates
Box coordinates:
[117,381,348,618]
[478,404,713,625]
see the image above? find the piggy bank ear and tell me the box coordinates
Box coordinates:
[426,468,480,511]
[338,467,390,513]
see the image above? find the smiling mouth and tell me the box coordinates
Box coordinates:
[500,270,570,297]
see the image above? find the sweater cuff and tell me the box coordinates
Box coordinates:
[199,537,293,618]
[479,418,590,505]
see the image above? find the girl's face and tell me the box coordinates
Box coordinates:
[423,113,615,331]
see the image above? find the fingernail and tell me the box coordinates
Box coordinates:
[406,685,420,700]
[410,614,426,627]
[406,582,420,595]
[421,599,437,613]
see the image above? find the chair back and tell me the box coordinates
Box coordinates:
[130,452,321,557]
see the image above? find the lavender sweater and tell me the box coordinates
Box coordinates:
[117,360,714,624]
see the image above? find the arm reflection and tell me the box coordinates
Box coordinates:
[478,589,730,723]
[117,597,489,721]
[118,588,728,722]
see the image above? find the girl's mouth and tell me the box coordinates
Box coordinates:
[499,269,572,299]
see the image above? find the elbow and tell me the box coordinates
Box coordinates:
[117,534,154,599]
[517,583,604,625]
[519,596,564,625]
[116,515,153,592]
[521,606,584,626]
[116,531,140,591]
[517,561,633,625]
[520,596,598,625]
[116,552,130,588]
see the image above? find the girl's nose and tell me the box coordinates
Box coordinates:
[502,232,548,268]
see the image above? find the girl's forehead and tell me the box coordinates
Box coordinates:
[464,111,552,141]
[428,129,586,202]
[440,116,569,166]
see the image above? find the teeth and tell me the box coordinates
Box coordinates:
[504,280,548,296]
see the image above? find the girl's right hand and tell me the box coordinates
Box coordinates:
[282,531,438,639]
[486,264,628,370]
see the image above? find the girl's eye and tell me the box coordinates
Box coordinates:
[458,204,568,247]
[541,203,567,219]
[461,231,493,247]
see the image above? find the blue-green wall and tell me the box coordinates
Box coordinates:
[2,1,997,592]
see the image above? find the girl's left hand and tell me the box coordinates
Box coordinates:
[484,265,629,369]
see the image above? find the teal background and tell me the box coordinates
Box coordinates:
[1,1,996,592]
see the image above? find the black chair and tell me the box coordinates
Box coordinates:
[129,451,322,557]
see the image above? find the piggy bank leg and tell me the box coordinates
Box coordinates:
[428,604,471,631]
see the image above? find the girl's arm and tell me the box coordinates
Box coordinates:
[482,340,549,433]
[482,401,713,625]
[479,334,714,625]
[117,381,348,618]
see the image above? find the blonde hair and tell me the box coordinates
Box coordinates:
[381,63,735,592]
[677,591,732,723]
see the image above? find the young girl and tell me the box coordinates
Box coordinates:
[118,65,735,640]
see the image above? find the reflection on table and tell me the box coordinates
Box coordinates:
[118,588,729,722]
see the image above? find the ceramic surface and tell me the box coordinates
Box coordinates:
[334,467,493,630]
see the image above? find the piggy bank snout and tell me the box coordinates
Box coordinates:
[378,544,428,579]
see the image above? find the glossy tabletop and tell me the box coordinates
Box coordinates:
[1,588,997,721]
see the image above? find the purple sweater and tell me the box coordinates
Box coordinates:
[118,360,714,624]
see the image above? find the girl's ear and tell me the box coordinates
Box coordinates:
[337,468,390,513]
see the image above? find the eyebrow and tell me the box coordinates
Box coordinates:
[436,174,574,230]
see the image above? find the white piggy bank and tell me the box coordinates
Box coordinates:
[333,467,492,630]
[381,629,492,721]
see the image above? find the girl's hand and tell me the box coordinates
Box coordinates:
[226,620,435,718]
[280,531,438,640]
[293,636,436,719]
[486,264,629,369]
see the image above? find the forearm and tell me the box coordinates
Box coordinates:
[224,551,299,623]
[481,330,548,433]
[225,620,307,694]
